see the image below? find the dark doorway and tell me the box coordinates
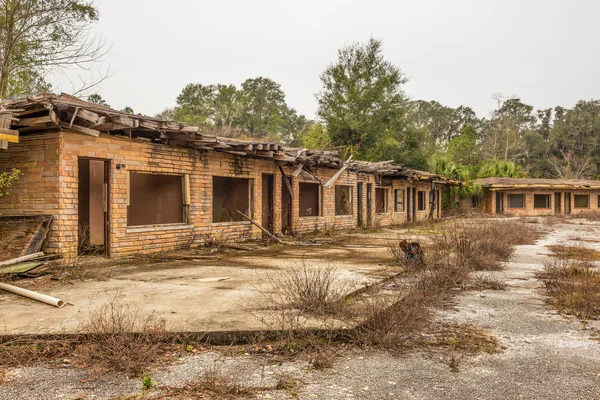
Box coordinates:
[262,174,274,237]
[78,158,110,256]
[564,192,571,215]
[554,192,561,214]
[406,187,411,222]
[357,183,363,227]
[412,187,417,221]
[281,176,293,234]
[366,183,373,228]
[496,192,504,214]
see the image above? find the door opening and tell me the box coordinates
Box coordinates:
[366,183,373,228]
[554,192,561,214]
[357,183,363,227]
[262,174,274,237]
[281,175,293,234]
[406,187,411,222]
[564,192,571,215]
[495,192,504,214]
[78,158,110,256]
[412,187,417,221]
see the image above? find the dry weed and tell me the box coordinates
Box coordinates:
[540,256,600,319]
[75,290,169,375]
[461,275,507,291]
[546,244,600,261]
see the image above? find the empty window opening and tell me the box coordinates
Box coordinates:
[335,185,353,215]
[534,194,551,209]
[128,172,184,226]
[507,194,525,209]
[394,189,404,212]
[299,182,321,216]
[574,194,590,208]
[418,191,426,211]
[213,176,251,222]
[375,188,388,213]
[598,195,600,208]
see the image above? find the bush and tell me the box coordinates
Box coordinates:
[75,290,168,375]
[540,256,600,319]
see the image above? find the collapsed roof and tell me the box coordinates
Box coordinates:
[0,93,455,184]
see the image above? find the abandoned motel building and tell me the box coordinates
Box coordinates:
[1,94,600,261]
[0,93,454,259]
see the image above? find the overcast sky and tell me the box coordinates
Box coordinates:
[56,0,600,119]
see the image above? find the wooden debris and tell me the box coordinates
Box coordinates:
[236,210,285,244]
[0,252,45,268]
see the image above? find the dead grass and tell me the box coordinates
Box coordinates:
[0,290,173,375]
[258,262,354,317]
[74,290,169,375]
[432,220,540,271]
[546,244,600,261]
[461,275,507,291]
[540,256,600,319]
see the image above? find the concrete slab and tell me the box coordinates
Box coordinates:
[0,230,406,335]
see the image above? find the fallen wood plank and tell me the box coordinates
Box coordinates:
[323,163,350,188]
[292,163,304,177]
[223,243,255,251]
[341,244,387,249]
[0,261,44,275]
[236,210,285,244]
[0,252,45,268]
[61,122,100,137]
[278,164,293,196]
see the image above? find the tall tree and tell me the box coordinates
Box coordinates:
[0,0,106,97]
[480,97,535,163]
[316,38,410,159]
[447,123,480,166]
[162,77,308,142]
[547,100,600,178]
[407,100,479,155]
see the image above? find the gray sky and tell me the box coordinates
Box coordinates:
[56,0,600,119]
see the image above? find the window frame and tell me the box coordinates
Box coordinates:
[299,181,322,217]
[507,193,526,209]
[212,176,253,223]
[394,189,405,212]
[127,171,188,227]
[574,194,590,209]
[533,194,551,209]
[375,188,388,214]
[334,185,353,216]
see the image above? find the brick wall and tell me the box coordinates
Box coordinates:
[484,188,600,216]
[1,130,446,259]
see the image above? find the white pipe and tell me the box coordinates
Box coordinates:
[0,282,65,308]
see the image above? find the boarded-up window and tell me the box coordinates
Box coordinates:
[335,185,352,215]
[128,173,183,226]
[418,191,426,211]
[375,188,388,213]
[507,194,525,208]
[299,182,320,216]
[394,189,404,212]
[574,194,589,208]
[534,194,551,209]
[213,176,251,222]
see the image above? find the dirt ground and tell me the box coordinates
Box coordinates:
[2,218,600,399]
